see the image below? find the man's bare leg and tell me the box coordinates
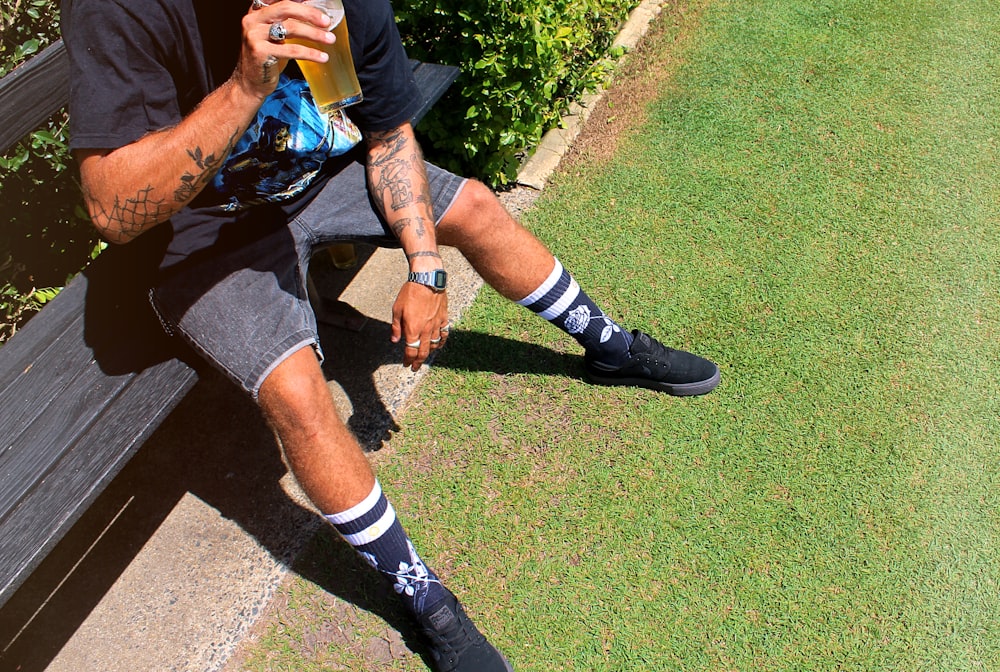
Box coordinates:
[257,345,374,513]
[256,345,512,671]
[437,179,721,396]
[437,180,555,301]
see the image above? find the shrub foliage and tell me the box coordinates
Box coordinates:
[2,0,98,341]
[396,0,633,183]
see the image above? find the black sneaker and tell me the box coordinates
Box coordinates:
[584,330,720,396]
[416,591,513,672]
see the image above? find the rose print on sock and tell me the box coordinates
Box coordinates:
[564,305,592,334]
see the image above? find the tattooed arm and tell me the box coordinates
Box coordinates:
[366,123,441,267]
[366,122,449,370]
[75,87,254,244]
[75,1,335,244]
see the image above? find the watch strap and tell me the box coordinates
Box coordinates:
[407,269,447,291]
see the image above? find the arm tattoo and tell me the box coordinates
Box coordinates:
[174,128,241,203]
[390,216,428,240]
[85,185,171,243]
[86,128,241,243]
[262,55,279,83]
[405,250,441,262]
[367,128,432,214]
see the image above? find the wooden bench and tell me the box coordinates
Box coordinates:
[0,39,458,609]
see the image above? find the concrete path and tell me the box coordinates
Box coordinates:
[0,2,666,670]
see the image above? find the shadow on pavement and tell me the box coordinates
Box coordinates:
[0,310,582,671]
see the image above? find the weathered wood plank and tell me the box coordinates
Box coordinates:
[0,40,68,153]
[0,361,196,606]
[409,60,460,128]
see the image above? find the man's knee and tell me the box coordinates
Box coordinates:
[257,345,332,433]
[439,179,512,244]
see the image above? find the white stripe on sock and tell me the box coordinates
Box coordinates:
[539,279,580,321]
[516,258,564,306]
[325,480,382,525]
[340,502,397,547]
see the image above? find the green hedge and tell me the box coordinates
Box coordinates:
[396,0,634,184]
[0,0,637,341]
[1,1,98,341]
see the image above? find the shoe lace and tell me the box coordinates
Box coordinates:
[637,333,676,369]
[422,603,481,667]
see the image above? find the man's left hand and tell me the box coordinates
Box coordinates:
[391,283,449,371]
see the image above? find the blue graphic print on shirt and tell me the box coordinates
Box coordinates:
[213,75,362,210]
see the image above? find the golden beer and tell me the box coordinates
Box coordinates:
[290,0,363,111]
[327,242,358,269]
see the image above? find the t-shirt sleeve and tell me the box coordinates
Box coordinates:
[343,0,423,132]
[63,0,185,151]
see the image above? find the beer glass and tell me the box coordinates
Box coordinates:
[327,242,358,269]
[290,0,363,111]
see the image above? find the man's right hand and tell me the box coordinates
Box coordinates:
[234,0,336,101]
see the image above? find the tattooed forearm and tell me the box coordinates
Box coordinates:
[367,128,408,167]
[367,128,432,214]
[85,185,171,243]
[405,250,441,262]
[173,128,241,203]
[390,216,429,240]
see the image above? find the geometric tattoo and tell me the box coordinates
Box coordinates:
[85,129,240,243]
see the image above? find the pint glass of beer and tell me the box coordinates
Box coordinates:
[290,0,363,111]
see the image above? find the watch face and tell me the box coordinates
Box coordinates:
[433,270,447,290]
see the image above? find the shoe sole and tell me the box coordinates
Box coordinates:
[586,365,721,396]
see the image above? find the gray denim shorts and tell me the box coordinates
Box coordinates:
[150,159,466,398]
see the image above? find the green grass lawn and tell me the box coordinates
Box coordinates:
[236,0,1000,669]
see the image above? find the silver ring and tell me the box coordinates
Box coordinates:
[405,340,421,349]
[251,0,266,9]
[268,21,287,42]
[429,338,442,344]
[440,323,451,333]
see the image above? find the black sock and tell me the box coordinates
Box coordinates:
[517,258,633,367]
[326,481,446,616]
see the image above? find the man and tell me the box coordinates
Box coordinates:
[62,0,720,669]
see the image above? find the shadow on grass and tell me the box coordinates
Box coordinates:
[433,328,583,379]
[287,526,439,668]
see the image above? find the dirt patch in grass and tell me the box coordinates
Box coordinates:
[559,0,705,171]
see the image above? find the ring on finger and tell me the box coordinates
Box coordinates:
[405,340,421,349]
[251,0,267,9]
[440,323,451,333]
[429,337,442,344]
[268,21,287,42]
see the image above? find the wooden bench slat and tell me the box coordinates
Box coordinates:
[0,361,196,606]
[0,276,86,385]
[0,301,92,449]
[408,60,459,129]
[0,40,69,153]
[0,364,131,523]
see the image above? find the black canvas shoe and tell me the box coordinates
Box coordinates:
[417,591,513,672]
[585,330,720,396]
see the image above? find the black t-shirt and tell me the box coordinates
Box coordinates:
[62,0,422,272]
